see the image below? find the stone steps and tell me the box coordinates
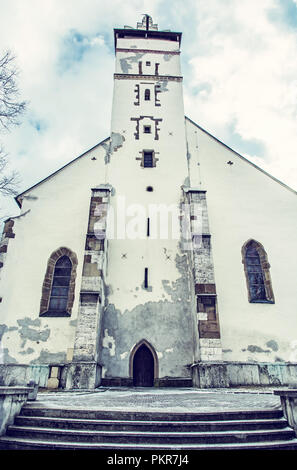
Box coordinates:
[0,406,296,450]
[13,415,289,432]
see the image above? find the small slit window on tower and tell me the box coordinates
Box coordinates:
[146,61,151,66]
[143,151,153,168]
[147,218,150,237]
[144,89,150,101]
[144,125,151,134]
[144,268,148,288]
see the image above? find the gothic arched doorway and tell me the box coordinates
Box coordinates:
[130,340,158,387]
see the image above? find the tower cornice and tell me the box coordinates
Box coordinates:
[114,28,182,51]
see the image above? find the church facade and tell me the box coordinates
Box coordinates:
[1,16,297,389]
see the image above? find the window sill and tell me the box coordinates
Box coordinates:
[39,310,71,317]
[249,300,275,304]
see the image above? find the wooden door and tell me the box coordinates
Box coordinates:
[133,344,154,387]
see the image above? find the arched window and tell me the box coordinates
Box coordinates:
[49,256,72,312]
[242,240,275,303]
[144,89,150,101]
[39,247,78,317]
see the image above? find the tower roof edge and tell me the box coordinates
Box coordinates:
[113,28,182,50]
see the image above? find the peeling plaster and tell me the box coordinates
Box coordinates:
[102,329,116,356]
[19,347,34,355]
[103,133,125,164]
[17,318,50,347]
[266,340,278,351]
[0,324,17,340]
[163,54,174,62]
[119,53,145,74]
[1,348,17,363]
[101,252,193,378]
[156,80,169,92]
[244,345,271,354]
[30,349,67,364]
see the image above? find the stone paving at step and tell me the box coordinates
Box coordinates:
[27,387,282,413]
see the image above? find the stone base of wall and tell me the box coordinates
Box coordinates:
[65,362,102,389]
[274,389,297,435]
[0,386,35,435]
[0,364,49,388]
[191,362,297,388]
[100,377,193,388]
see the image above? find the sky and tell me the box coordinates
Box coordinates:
[0,0,297,220]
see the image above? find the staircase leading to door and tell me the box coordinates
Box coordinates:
[0,405,297,450]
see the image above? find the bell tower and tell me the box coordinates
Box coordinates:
[100,16,199,386]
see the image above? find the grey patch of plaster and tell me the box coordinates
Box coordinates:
[0,325,7,341]
[17,318,50,347]
[23,195,38,201]
[111,132,125,152]
[274,356,285,362]
[141,282,152,292]
[162,253,191,304]
[102,141,111,164]
[101,252,193,378]
[156,80,169,92]
[163,54,174,62]
[103,133,125,164]
[30,350,67,364]
[0,325,17,341]
[245,345,271,354]
[1,349,17,363]
[183,177,190,188]
[10,209,31,220]
[119,53,145,74]
[222,349,232,353]
[19,348,34,355]
[69,320,77,327]
[266,340,278,351]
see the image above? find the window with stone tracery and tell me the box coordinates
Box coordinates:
[39,247,78,317]
[242,240,275,303]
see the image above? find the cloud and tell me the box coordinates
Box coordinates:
[182,0,297,190]
[0,0,296,223]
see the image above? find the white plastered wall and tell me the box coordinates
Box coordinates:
[0,142,108,365]
[186,117,297,363]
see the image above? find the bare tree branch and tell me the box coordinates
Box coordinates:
[0,147,20,197]
[0,50,27,220]
[0,50,27,131]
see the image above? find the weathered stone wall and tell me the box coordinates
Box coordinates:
[192,362,297,388]
[185,188,222,362]
[185,117,297,365]
[66,187,111,389]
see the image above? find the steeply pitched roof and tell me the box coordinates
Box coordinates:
[15,137,110,207]
[186,116,297,196]
[14,117,296,208]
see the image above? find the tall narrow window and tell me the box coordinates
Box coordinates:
[242,240,275,303]
[147,218,150,237]
[49,256,72,312]
[144,268,148,288]
[39,247,78,317]
[138,61,143,75]
[144,89,150,101]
